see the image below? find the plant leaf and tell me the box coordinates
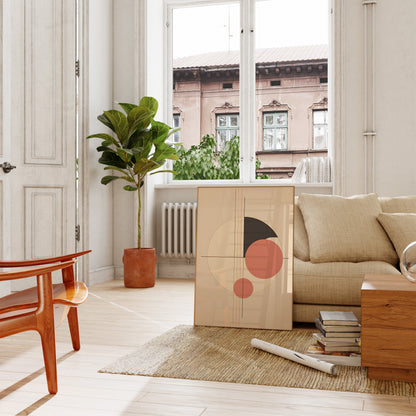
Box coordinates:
[127,107,154,138]
[103,110,129,143]
[123,185,138,191]
[116,147,133,163]
[96,145,115,153]
[139,96,158,114]
[87,133,116,143]
[98,151,127,169]
[101,175,121,185]
[103,166,130,175]
[152,142,178,162]
[97,113,115,132]
[150,120,170,144]
[165,127,181,140]
[150,169,176,175]
[118,102,137,115]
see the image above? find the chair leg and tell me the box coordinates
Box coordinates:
[67,307,81,351]
[39,328,58,394]
[37,273,58,394]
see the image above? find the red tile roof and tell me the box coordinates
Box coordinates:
[173,44,328,69]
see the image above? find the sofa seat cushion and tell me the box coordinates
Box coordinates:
[377,213,416,258]
[298,193,398,264]
[293,257,400,305]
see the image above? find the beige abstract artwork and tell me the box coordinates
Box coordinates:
[194,186,294,330]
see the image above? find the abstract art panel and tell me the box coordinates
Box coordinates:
[195,186,294,330]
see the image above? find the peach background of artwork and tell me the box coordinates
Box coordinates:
[194,186,294,330]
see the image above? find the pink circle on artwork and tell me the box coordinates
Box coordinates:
[245,239,283,279]
[233,278,254,298]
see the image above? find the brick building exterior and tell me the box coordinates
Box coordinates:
[173,44,328,178]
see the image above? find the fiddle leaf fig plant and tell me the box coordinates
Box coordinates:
[87,96,179,248]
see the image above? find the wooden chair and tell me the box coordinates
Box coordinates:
[0,250,91,394]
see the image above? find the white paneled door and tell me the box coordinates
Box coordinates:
[1,0,77,290]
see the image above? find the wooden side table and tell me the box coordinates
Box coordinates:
[361,274,416,382]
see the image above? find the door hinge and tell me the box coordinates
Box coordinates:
[75,224,81,241]
[75,60,80,77]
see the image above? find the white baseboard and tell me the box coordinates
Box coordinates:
[114,265,124,280]
[87,266,115,286]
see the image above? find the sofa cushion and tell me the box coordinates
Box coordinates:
[380,195,416,213]
[377,213,416,258]
[293,257,401,305]
[294,200,310,261]
[298,193,398,264]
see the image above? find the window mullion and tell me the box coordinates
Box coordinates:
[239,0,256,183]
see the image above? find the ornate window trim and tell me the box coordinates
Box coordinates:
[258,100,292,151]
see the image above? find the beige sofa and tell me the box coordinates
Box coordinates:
[293,193,416,323]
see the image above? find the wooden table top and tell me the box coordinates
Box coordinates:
[362,273,416,292]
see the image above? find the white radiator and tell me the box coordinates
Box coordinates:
[160,202,197,258]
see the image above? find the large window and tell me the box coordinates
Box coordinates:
[263,112,288,151]
[216,114,239,151]
[312,109,328,150]
[167,0,329,182]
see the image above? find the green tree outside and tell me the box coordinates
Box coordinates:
[173,135,270,180]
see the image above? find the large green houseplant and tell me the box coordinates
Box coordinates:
[87,96,179,287]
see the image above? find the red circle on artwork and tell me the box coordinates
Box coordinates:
[233,278,254,298]
[245,239,283,279]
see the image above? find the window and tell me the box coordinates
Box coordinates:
[167,0,329,182]
[172,114,181,143]
[216,114,239,151]
[263,112,288,151]
[312,109,328,149]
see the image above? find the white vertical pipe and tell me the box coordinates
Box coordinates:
[173,203,178,256]
[179,203,185,257]
[362,0,377,193]
[192,202,197,257]
[167,202,173,257]
[161,202,167,256]
[186,203,191,258]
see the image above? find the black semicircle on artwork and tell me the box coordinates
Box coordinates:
[244,217,278,256]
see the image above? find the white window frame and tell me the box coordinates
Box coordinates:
[164,0,332,186]
[312,109,328,150]
[172,113,181,144]
[263,111,288,151]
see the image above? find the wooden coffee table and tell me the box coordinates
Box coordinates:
[361,274,416,382]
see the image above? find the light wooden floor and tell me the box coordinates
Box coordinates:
[0,278,415,416]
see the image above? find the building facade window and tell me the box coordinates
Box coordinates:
[216,113,239,151]
[312,109,328,150]
[172,114,181,143]
[263,111,288,151]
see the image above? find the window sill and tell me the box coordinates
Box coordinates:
[155,181,333,190]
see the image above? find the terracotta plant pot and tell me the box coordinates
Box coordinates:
[123,248,156,288]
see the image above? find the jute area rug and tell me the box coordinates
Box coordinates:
[99,325,416,396]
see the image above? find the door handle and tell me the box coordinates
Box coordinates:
[0,162,16,173]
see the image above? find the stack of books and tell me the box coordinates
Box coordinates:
[305,311,361,366]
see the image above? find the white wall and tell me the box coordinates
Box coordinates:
[334,0,416,196]
[112,0,140,278]
[87,0,115,284]
[374,0,416,195]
